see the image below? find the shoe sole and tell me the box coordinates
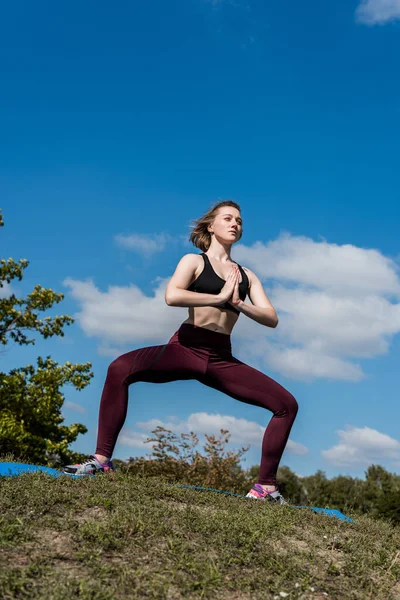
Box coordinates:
[63,469,115,477]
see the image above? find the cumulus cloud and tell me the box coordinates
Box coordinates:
[119,430,152,449]
[63,401,87,414]
[322,426,400,467]
[0,283,13,299]
[233,234,400,381]
[63,276,185,345]
[234,234,400,296]
[118,411,308,457]
[114,232,174,258]
[97,342,129,358]
[356,0,400,24]
[267,346,364,382]
[64,232,400,382]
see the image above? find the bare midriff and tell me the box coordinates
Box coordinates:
[181,254,242,335]
[182,305,239,335]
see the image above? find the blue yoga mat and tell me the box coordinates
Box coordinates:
[0,463,353,523]
[0,461,82,479]
[174,484,353,523]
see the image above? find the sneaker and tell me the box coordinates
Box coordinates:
[63,455,115,477]
[245,483,288,505]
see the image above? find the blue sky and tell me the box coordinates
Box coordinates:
[1,0,400,480]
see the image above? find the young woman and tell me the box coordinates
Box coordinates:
[64,201,298,504]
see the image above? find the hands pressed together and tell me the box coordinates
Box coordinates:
[217,264,242,307]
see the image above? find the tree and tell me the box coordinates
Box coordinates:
[275,466,308,505]
[302,470,332,507]
[365,464,398,494]
[120,426,251,491]
[0,209,93,465]
[376,491,400,525]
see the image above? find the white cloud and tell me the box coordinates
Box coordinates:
[64,401,87,414]
[322,426,400,467]
[65,232,400,382]
[233,234,400,381]
[286,439,309,455]
[266,345,364,382]
[118,411,308,456]
[234,234,400,296]
[356,0,400,24]
[119,430,153,448]
[114,232,174,258]
[97,342,129,358]
[0,283,13,299]
[63,276,186,345]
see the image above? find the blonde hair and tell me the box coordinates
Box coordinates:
[189,200,242,252]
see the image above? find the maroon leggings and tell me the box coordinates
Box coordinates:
[96,323,298,485]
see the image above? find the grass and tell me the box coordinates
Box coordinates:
[0,466,399,599]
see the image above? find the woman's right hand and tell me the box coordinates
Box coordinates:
[216,265,240,305]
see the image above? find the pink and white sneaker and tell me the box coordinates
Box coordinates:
[246,483,288,505]
[63,455,115,477]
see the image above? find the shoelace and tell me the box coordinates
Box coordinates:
[81,456,99,468]
[271,491,288,505]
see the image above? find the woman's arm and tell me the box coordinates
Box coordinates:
[165,254,223,307]
[230,268,278,328]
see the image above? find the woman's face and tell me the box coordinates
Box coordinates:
[209,207,243,243]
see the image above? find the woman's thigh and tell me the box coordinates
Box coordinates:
[202,354,296,413]
[125,340,208,385]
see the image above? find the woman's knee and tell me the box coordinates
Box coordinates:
[288,393,299,417]
[275,391,298,419]
[106,354,131,382]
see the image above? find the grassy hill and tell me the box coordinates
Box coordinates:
[0,469,399,599]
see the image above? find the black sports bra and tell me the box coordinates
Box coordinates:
[187,253,249,315]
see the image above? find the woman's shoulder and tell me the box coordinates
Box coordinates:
[181,252,203,262]
[176,253,204,270]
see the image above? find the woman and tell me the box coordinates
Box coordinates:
[64,201,298,504]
